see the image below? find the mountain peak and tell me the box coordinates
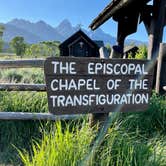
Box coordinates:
[55,19,75,40]
[58,19,72,27]
[36,20,47,25]
[7,18,31,25]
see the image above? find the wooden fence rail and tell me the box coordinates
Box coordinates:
[0,112,82,120]
[0,53,16,56]
[0,59,45,68]
[0,83,46,91]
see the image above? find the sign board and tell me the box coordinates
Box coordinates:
[44,57,154,115]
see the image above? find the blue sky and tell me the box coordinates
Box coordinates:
[0,0,165,42]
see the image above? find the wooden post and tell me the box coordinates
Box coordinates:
[156,43,166,94]
[89,48,110,127]
[89,47,122,127]
[148,0,166,60]
[110,46,122,59]
[89,113,109,127]
[99,47,110,59]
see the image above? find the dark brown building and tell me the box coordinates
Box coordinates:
[124,45,139,58]
[59,30,101,57]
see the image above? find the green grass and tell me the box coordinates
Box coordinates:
[97,131,166,166]
[0,68,44,84]
[0,91,50,165]
[0,91,165,165]
[18,121,95,166]
[0,92,48,113]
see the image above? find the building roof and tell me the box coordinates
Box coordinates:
[89,0,151,30]
[124,45,139,54]
[94,40,104,48]
[59,30,100,48]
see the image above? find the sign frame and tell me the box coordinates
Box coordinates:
[44,57,154,115]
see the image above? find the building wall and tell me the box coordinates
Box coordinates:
[59,31,100,57]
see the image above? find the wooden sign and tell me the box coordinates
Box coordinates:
[44,57,154,115]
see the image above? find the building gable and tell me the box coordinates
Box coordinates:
[59,30,100,57]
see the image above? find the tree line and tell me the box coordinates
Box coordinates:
[0,25,60,58]
[9,37,60,58]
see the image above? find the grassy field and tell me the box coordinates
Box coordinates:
[0,91,165,165]
[0,47,165,165]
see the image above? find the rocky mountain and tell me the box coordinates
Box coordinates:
[1,18,143,45]
[55,19,76,39]
[4,19,64,42]
[88,28,117,45]
[2,23,42,43]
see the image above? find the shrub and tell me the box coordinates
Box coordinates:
[135,45,147,60]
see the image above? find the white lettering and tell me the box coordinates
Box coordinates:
[70,62,76,74]
[129,79,149,90]
[51,79,58,91]
[107,79,121,90]
[52,61,59,74]
[88,63,94,74]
